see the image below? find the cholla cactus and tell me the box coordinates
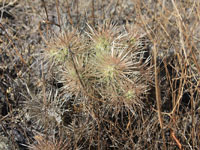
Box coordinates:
[46,28,86,63]
[40,22,152,149]
[44,22,150,109]
[24,87,62,131]
[60,55,89,97]
[84,23,149,106]
[29,135,68,150]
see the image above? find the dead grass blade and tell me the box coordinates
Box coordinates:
[153,43,167,150]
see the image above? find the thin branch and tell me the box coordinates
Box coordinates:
[153,43,167,150]
[68,45,85,89]
[56,0,62,31]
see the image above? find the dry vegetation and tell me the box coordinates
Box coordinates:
[0,0,200,149]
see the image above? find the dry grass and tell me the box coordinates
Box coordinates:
[0,0,200,149]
